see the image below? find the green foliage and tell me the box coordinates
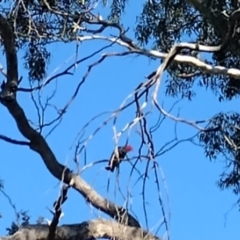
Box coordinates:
[6,211,30,235]
[107,0,128,23]
[2,0,92,82]
[134,0,240,101]
[36,216,45,224]
[132,0,240,196]
[1,0,240,200]
[199,113,240,194]
[24,42,50,82]
[96,0,240,199]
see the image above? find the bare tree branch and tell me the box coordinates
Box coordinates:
[48,185,69,240]
[0,188,20,225]
[0,134,30,146]
[1,219,161,240]
[75,35,240,80]
[0,13,140,228]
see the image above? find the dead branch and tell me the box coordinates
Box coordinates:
[0,188,20,225]
[1,219,161,240]
[0,134,30,146]
[17,42,114,92]
[80,35,240,80]
[0,14,139,228]
[48,185,69,240]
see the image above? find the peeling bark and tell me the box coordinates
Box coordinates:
[1,219,161,240]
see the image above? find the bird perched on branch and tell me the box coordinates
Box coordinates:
[105,145,133,172]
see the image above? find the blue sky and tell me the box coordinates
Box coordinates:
[0,1,240,240]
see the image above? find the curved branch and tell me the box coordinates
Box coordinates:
[1,219,161,240]
[0,14,140,228]
[76,35,240,80]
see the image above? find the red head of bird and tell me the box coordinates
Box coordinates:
[122,145,133,152]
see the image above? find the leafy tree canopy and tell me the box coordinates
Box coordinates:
[1,0,240,239]
[2,0,238,195]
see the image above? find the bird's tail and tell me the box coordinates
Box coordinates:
[105,166,114,172]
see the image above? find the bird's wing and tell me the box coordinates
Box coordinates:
[108,151,117,167]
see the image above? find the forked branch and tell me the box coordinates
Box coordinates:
[0,13,140,230]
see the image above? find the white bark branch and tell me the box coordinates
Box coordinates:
[76,35,240,80]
